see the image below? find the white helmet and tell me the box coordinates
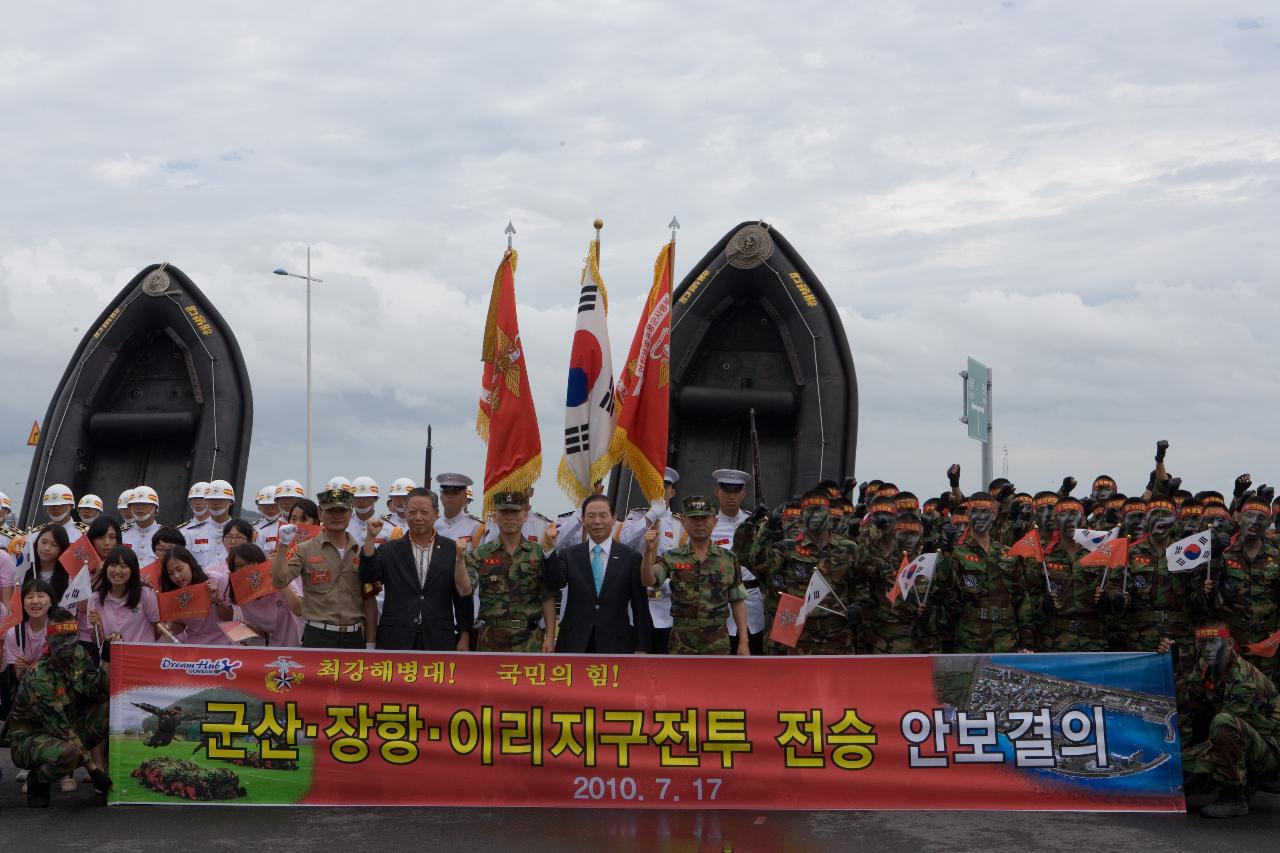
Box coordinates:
[277,479,305,499]
[117,489,135,510]
[0,491,12,511]
[43,484,75,507]
[188,482,210,500]
[78,494,104,512]
[130,486,160,507]
[255,487,277,506]
[325,476,352,494]
[352,476,379,498]
[207,479,235,500]
[388,478,416,497]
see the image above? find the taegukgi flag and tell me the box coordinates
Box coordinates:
[1073,528,1119,552]
[888,552,938,603]
[557,233,616,504]
[799,571,835,623]
[1166,530,1212,573]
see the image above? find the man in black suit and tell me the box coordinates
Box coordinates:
[358,488,472,651]
[548,495,653,654]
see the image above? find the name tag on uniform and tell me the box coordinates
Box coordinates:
[310,569,332,585]
[124,543,134,549]
[714,538,730,546]
[307,556,325,564]
[194,538,209,546]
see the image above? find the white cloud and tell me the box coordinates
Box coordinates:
[92,154,158,186]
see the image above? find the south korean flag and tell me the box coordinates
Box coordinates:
[1166,531,1212,573]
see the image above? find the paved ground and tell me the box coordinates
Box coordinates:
[4,752,1280,851]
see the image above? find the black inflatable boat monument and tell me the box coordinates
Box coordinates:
[610,221,857,511]
[20,264,253,526]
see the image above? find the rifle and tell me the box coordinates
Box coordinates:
[748,407,766,508]
[424,424,433,487]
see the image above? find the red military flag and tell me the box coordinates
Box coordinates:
[609,240,673,501]
[1007,528,1045,562]
[158,583,211,623]
[230,561,278,605]
[1245,628,1280,658]
[1080,536,1129,569]
[59,535,101,578]
[139,560,162,589]
[476,248,542,512]
[769,592,805,648]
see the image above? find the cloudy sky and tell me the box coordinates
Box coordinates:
[2,2,1278,519]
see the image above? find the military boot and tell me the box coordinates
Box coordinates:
[1200,787,1249,818]
[27,779,52,808]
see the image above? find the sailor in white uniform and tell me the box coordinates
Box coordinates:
[121,486,161,567]
[712,469,765,655]
[253,486,283,555]
[275,479,305,521]
[76,494,104,524]
[347,477,401,545]
[184,480,235,569]
[385,477,417,531]
[618,467,685,653]
[21,485,86,568]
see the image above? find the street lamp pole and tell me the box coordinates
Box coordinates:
[274,250,324,494]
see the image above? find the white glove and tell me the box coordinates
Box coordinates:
[644,499,667,524]
[277,524,299,547]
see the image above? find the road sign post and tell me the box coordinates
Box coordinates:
[959,358,993,488]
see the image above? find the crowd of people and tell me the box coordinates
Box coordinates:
[1,439,1278,816]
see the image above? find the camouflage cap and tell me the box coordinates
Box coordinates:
[492,490,526,511]
[317,487,354,510]
[682,495,718,517]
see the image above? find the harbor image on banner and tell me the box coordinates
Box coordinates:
[1166,530,1212,573]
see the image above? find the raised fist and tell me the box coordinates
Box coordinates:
[543,523,559,550]
[365,517,384,541]
[277,524,299,547]
[1235,473,1252,498]
[947,464,961,488]
[1059,477,1077,496]
[643,526,659,548]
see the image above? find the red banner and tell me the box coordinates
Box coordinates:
[108,644,1184,810]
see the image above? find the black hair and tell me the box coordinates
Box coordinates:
[225,543,269,604]
[222,518,256,541]
[289,499,320,525]
[19,577,57,623]
[98,545,142,609]
[408,487,440,511]
[152,525,186,549]
[160,546,209,591]
[86,515,123,551]
[580,494,612,515]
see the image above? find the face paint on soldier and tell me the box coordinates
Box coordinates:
[968,507,995,535]
[1056,510,1082,537]
[1196,634,1234,684]
[47,621,82,665]
[1123,512,1145,538]
[801,503,830,534]
[1147,512,1176,542]
[894,524,922,553]
[1239,509,1268,540]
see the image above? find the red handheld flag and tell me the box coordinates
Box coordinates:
[230,561,278,605]
[609,241,673,502]
[769,593,805,648]
[1245,628,1280,658]
[887,553,909,604]
[139,560,162,589]
[476,248,542,512]
[1080,536,1129,569]
[1007,529,1045,562]
[158,583,211,622]
[58,536,102,578]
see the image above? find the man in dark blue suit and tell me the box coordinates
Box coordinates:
[358,488,472,651]
[547,495,652,654]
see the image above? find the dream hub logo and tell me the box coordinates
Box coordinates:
[160,657,243,680]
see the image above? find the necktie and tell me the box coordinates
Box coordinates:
[591,544,605,594]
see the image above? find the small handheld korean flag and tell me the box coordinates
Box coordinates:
[59,564,94,608]
[799,571,836,624]
[1166,530,1212,573]
[1073,528,1119,552]
[894,552,938,602]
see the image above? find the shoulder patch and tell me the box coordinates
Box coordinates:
[557,511,575,520]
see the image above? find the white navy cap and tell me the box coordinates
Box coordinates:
[663,468,679,485]
[712,469,750,487]
[436,473,474,489]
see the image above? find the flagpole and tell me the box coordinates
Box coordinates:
[669,215,679,245]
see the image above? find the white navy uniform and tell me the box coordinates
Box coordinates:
[183,517,225,569]
[619,504,686,630]
[434,511,483,549]
[482,512,553,547]
[255,515,282,556]
[714,509,763,635]
[348,512,402,546]
[122,521,160,566]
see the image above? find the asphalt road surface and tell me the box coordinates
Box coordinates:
[4,752,1279,851]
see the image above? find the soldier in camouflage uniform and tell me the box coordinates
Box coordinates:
[1211,497,1280,680]
[998,492,1034,546]
[642,495,749,655]
[866,518,932,654]
[1180,623,1280,818]
[1035,498,1116,652]
[935,492,1034,653]
[1119,496,1208,663]
[1176,499,1205,539]
[758,490,865,655]
[8,608,112,807]
[1121,497,1147,539]
[464,491,559,652]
